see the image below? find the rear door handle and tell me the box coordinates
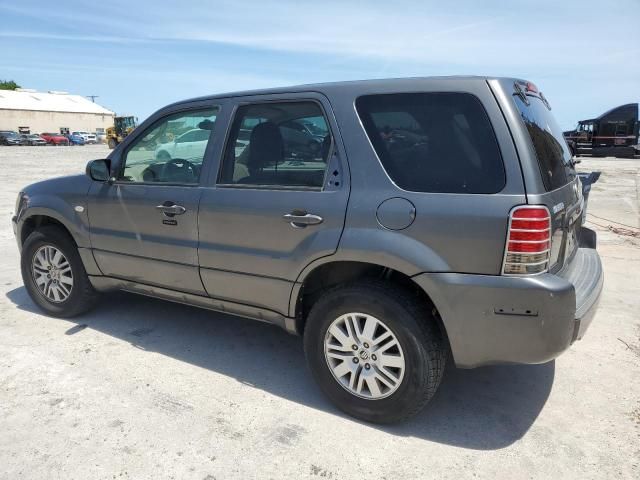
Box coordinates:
[283,212,323,228]
[156,203,187,216]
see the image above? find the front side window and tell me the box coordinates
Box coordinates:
[356,93,505,194]
[218,101,332,188]
[119,108,219,184]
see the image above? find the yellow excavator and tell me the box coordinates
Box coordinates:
[106,115,137,149]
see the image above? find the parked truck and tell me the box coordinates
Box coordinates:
[564,103,639,158]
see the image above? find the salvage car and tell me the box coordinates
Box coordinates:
[0,131,21,146]
[12,77,603,423]
[19,134,47,146]
[71,131,97,144]
[66,133,85,146]
[40,132,70,146]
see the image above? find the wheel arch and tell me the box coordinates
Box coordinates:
[19,209,102,277]
[20,213,77,248]
[290,259,450,348]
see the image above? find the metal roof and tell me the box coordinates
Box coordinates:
[169,75,496,106]
[0,89,114,115]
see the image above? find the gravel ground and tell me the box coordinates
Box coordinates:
[0,145,639,479]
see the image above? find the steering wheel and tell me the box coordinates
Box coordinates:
[160,158,198,183]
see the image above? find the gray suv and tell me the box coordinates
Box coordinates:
[12,77,603,423]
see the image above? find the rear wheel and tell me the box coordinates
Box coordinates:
[21,226,99,317]
[303,281,447,423]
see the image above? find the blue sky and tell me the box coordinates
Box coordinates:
[1,0,638,129]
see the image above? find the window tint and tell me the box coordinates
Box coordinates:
[512,93,575,191]
[356,93,505,194]
[219,101,331,188]
[120,108,218,184]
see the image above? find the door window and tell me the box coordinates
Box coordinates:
[119,108,219,184]
[218,101,332,188]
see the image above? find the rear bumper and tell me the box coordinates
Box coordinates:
[560,248,603,341]
[413,247,603,368]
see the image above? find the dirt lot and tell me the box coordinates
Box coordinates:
[0,146,638,479]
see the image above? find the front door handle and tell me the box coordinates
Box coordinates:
[156,202,187,216]
[283,212,324,228]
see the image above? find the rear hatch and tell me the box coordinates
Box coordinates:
[509,81,582,272]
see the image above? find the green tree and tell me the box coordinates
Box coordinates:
[0,80,21,90]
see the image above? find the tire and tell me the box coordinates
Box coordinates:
[108,138,117,149]
[303,280,447,424]
[21,226,99,318]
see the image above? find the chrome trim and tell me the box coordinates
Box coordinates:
[501,204,552,276]
[506,249,551,258]
[504,259,548,267]
[509,227,550,233]
[508,239,550,244]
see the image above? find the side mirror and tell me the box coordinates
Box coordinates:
[86,159,112,182]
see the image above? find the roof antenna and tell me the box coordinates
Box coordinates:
[86,95,99,103]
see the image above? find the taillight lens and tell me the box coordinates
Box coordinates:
[502,206,551,275]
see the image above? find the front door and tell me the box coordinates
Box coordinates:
[88,106,220,294]
[197,96,349,315]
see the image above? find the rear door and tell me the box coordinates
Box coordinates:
[197,93,349,315]
[499,79,582,271]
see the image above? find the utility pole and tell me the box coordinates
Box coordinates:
[86,95,99,103]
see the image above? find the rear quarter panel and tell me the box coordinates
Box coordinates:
[317,78,526,276]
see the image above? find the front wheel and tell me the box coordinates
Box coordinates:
[303,281,447,423]
[108,138,117,149]
[21,226,99,317]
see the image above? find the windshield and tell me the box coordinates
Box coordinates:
[513,91,576,191]
[119,117,135,128]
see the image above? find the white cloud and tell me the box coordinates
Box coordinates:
[2,0,638,126]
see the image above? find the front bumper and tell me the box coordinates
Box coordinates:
[413,247,603,368]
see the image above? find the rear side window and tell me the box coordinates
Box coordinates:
[356,93,505,194]
[512,91,576,191]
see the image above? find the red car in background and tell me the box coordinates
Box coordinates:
[40,133,70,146]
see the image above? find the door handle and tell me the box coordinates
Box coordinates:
[156,203,187,216]
[283,212,323,228]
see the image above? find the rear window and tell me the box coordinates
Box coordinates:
[512,91,576,191]
[356,93,505,194]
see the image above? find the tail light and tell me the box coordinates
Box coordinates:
[502,206,551,275]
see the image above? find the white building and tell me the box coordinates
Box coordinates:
[0,89,115,134]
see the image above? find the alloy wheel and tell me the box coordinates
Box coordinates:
[31,245,74,303]
[324,313,406,400]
